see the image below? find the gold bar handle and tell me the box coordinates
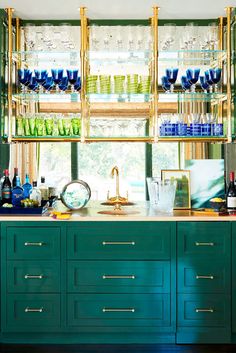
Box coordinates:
[195,308,214,313]
[25,307,44,313]
[103,308,135,313]
[24,274,44,279]
[102,241,135,246]
[196,275,214,280]
[24,242,44,247]
[195,242,214,246]
[102,275,135,279]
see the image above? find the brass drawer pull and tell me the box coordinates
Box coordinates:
[25,307,44,313]
[196,275,214,280]
[102,275,135,279]
[195,308,214,313]
[103,308,135,313]
[24,274,44,279]
[195,242,214,247]
[102,241,135,246]
[24,242,44,247]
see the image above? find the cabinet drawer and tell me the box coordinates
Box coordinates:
[178,294,230,328]
[67,222,173,260]
[7,261,60,293]
[178,259,230,293]
[5,294,60,332]
[67,261,170,293]
[7,227,61,260]
[67,293,171,328]
[178,222,230,258]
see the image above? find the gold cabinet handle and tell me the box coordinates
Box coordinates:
[195,308,214,313]
[102,308,135,313]
[102,241,135,246]
[24,242,44,247]
[196,275,214,280]
[25,307,44,313]
[24,274,44,279]
[102,275,135,279]
[195,242,214,246]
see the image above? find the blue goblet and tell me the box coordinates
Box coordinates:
[204,70,214,93]
[58,76,69,93]
[186,68,200,93]
[51,69,64,92]
[27,76,39,92]
[42,76,54,93]
[18,69,31,93]
[161,76,171,93]
[181,76,191,92]
[200,76,209,93]
[74,77,81,92]
[165,68,178,93]
[34,69,48,93]
[67,69,79,92]
[209,68,221,92]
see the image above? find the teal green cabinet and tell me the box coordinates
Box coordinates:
[232,222,236,333]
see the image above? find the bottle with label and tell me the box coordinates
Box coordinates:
[227,171,236,210]
[12,167,19,188]
[22,174,32,199]
[12,176,24,207]
[0,170,5,205]
[29,181,42,206]
[39,176,49,202]
[2,169,12,205]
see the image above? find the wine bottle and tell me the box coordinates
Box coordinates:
[2,169,12,204]
[22,174,32,198]
[227,171,236,210]
[12,167,19,188]
[12,176,24,207]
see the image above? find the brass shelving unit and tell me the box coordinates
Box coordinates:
[3,6,234,143]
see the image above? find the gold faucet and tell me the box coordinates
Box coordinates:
[107,166,128,204]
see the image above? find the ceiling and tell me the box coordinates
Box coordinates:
[1,0,236,20]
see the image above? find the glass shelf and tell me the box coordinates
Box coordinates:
[88,50,151,64]
[86,93,151,103]
[158,50,226,63]
[13,93,81,103]
[158,92,226,103]
[12,51,81,66]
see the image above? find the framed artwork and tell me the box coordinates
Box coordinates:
[161,169,191,209]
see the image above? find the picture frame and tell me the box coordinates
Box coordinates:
[161,169,191,209]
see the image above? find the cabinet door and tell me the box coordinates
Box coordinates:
[67,222,173,260]
[178,222,230,258]
[67,260,170,293]
[232,222,236,332]
[7,226,61,260]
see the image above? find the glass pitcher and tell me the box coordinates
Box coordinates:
[147,178,176,213]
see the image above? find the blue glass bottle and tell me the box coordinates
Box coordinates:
[12,176,24,207]
[23,174,32,199]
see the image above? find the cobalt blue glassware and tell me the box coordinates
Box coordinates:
[181,76,191,92]
[161,76,171,93]
[35,70,48,93]
[18,69,32,92]
[74,77,81,92]
[200,76,210,93]
[42,77,54,93]
[186,68,200,92]
[165,68,178,92]
[51,69,64,92]
[204,70,214,93]
[67,69,79,92]
[209,68,221,92]
[58,76,69,93]
[27,76,38,92]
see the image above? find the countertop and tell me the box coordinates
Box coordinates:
[0,201,235,221]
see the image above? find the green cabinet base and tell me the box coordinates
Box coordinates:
[176,328,231,344]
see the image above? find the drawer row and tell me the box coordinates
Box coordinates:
[5,222,230,260]
[6,260,230,294]
[3,293,229,332]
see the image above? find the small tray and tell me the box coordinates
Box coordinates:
[0,206,47,215]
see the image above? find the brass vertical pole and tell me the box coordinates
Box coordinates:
[152,6,159,143]
[226,7,232,143]
[6,8,14,143]
[80,7,88,143]
[218,16,224,123]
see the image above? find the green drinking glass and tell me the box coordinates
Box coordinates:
[72,116,81,136]
[63,117,72,136]
[45,116,54,136]
[23,115,31,136]
[35,115,45,136]
[16,116,24,136]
